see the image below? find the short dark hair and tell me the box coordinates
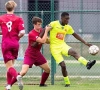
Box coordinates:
[61,12,69,17]
[32,16,42,24]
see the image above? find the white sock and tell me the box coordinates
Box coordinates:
[17,75,21,80]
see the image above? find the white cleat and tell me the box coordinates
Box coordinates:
[17,75,23,90]
[5,85,11,90]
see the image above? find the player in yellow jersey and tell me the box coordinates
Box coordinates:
[48,12,96,87]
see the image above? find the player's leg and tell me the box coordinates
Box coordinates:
[20,54,33,76]
[5,60,15,90]
[6,60,15,85]
[16,55,34,90]
[39,63,50,86]
[10,59,17,85]
[10,49,23,90]
[5,59,21,90]
[3,49,18,90]
[11,72,20,86]
[51,46,70,87]
[17,64,30,90]
[11,65,29,90]
[35,51,50,87]
[68,48,96,69]
[20,65,30,76]
[17,54,32,90]
[10,50,21,86]
[11,47,21,86]
[2,41,19,90]
[10,59,19,86]
[59,61,70,87]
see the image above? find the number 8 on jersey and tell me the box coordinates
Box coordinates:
[6,21,12,32]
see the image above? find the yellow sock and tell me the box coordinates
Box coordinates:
[78,57,88,66]
[63,76,70,84]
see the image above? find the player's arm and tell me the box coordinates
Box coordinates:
[36,26,51,43]
[0,30,2,35]
[18,18,25,38]
[44,25,51,44]
[31,29,45,47]
[31,26,51,47]
[18,30,25,38]
[72,32,92,47]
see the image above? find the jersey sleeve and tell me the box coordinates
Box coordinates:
[67,25,74,34]
[49,21,55,28]
[18,18,25,33]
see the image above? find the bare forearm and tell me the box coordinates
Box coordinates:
[39,28,45,38]
[0,31,2,35]
[31,29,45,47]
[18,30,25,38]
[18,33,25,38]
[41,31,48,43]
[72,33,86,44]
[31,26,51,47]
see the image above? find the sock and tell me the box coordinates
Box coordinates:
[40,72,49,84]
[78,57,88,66]
[11,73,20,86]
[63,76,70,84]
[7,71,12,85]
[8,67,18,78]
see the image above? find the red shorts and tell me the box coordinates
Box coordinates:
[1,41,19,63]
[23,49,47,68]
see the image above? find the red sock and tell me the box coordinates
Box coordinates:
[11,73,20,86]
[7,71,12,85]
[8,67,18,78]
[40,72,49,84]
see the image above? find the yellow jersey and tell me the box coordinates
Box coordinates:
[49,20,74,47]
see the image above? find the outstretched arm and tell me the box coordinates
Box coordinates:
[72,32,92,47]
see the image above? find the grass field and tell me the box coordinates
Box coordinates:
[0,84,100,90]
[1,78,100,90]
[0,62,100,90]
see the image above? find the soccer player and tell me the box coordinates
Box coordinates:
[19,16,51,87]
[0,0,25,90]
[48,12,96,87]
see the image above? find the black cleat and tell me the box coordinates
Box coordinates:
[65,84,70,87]
[39,84,47,87]
[86,60,96,70]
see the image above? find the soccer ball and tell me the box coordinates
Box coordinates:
[88,45,99,55]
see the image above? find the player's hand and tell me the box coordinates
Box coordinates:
[85,42,92,47]
[45,25,52,32]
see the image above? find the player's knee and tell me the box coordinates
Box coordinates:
[44,67,50,73]
[71,51,78,57]
[69,49,78,56]
[60,62,66,70]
